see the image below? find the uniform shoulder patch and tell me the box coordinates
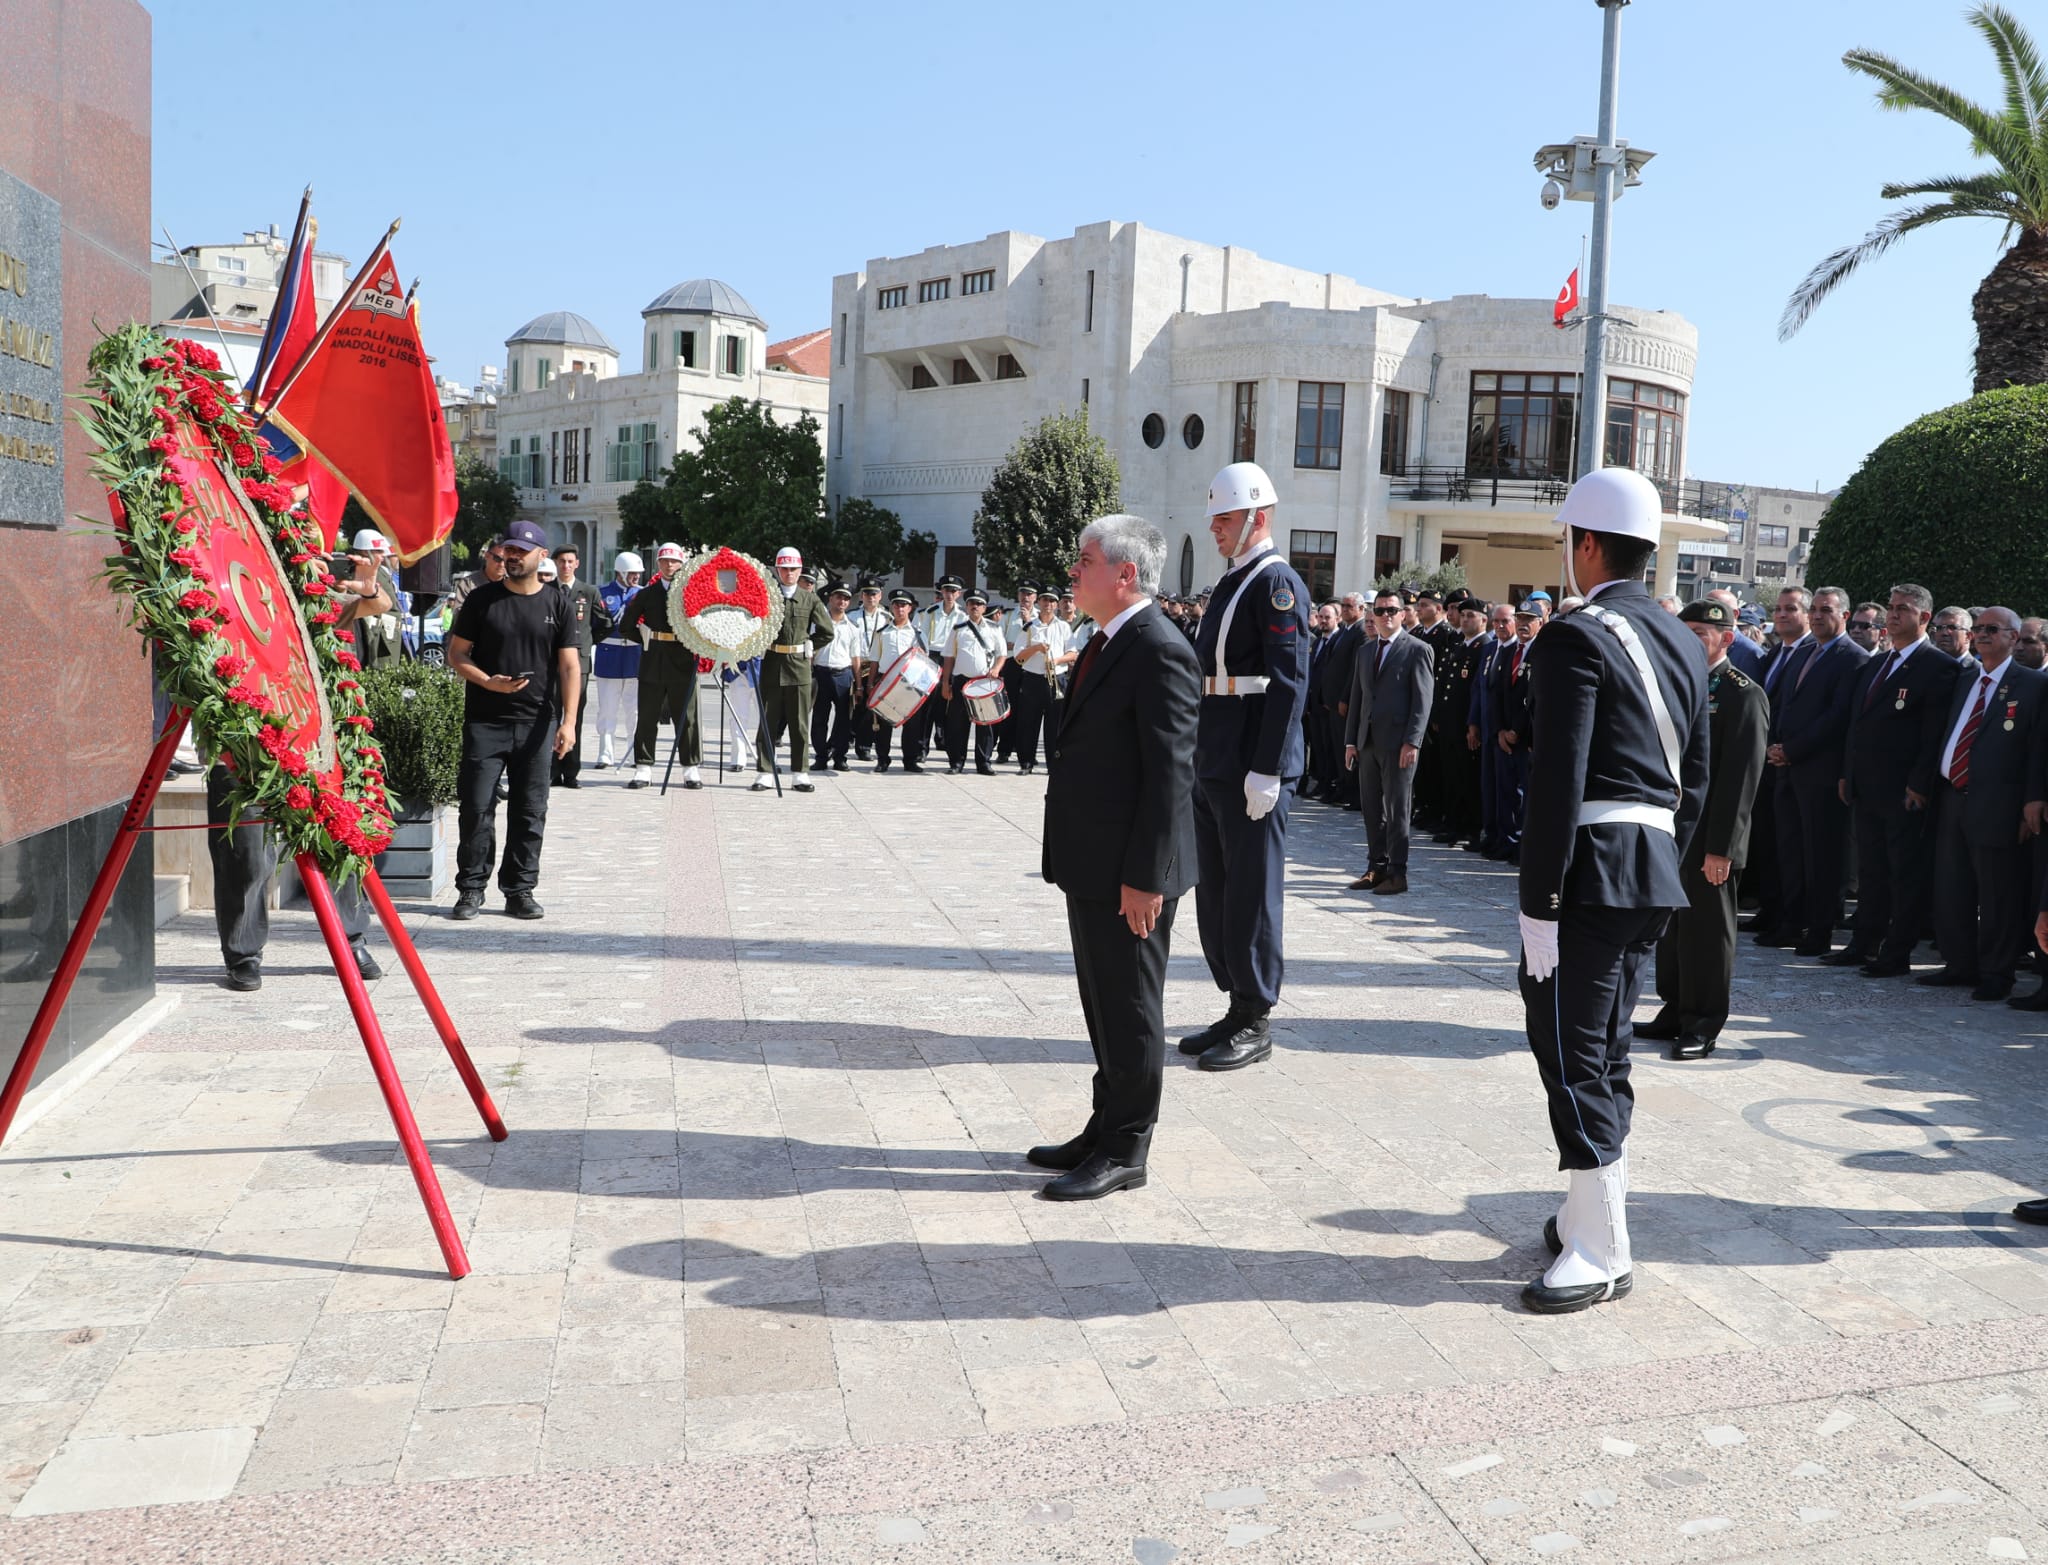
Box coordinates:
[1725,665,1755,688]
[1269,585,1295,612]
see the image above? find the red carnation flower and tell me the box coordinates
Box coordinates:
[148,436,176,455]
[229,442,256,468]
[333,629,354,645]
[185,618,213,637]
[342,715,373,730]
[225,682,260,705]
[311,610,340,626]
[168,547,202,569]
[301,579,329,597]
[335,651,361,671]
[173,518,199,535]
[213,654,249,680]
[285,785,313,811]
[262,452,282,476]
[177,589,214,611]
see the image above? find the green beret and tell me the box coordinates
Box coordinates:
[1678,600,1731,626]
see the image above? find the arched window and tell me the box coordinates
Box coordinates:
[1179,535,1195,595]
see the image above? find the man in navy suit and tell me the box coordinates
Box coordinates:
[1466,602,1515,856]
[1316,596,1366,808]
[1767,586,1870,956]
[1745,589,1813,944]
[1344,586,1435,895]
[1516,469,1709,1315]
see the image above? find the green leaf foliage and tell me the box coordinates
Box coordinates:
[972,409,1120,595]
[1804,383,2048,609]
[357,663,466,810]
[619,398,825,564]
[1371,558,1470,601]
[453,454,518,563]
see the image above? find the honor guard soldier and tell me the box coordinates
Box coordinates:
[1517,468,1709,1314]
[1178,462,1311,1072]
[617,542,704,791]
[1638,600,1769,1059]
[910,575,967,767]
[939,587,1007,774]
[591,550,643,769]
[851,577,889,760]
[869,588,926,771]
[758,546,836,792]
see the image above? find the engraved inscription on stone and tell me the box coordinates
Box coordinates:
[0,169,62,529]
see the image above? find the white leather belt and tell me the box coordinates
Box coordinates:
[1579,800,1676,835]
[1203,675,1270,696]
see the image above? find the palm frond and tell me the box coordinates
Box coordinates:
[1879,169,2018,204]
[1779,202,1979,341]
[1970,5,2048,137]
[1846,48,2038,176]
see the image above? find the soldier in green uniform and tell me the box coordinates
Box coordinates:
[757,545,835,793]
[617,542,703,791]
[1639,599,1770,1059]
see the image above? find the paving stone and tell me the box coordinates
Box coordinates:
[73,1343,295,1438]
[14,1426,256,1515]
[234,1383,419,1494]
[394,1402,544,1483]
[136,1279,331,1351]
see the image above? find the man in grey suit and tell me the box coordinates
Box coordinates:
[1344,586,1434,896]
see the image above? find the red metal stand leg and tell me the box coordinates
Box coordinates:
[297,854,470,1280]
[0,710,190,1149]
[362,869,507,1141]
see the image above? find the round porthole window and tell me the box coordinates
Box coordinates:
[1141,413,1166,449]
[1182,414,1204,450]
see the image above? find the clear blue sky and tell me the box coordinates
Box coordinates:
[153,0,2014,492]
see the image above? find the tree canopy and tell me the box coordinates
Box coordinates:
[971,409,1121,595]
[451,454,517,564]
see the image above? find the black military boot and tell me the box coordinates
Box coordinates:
[1198,1011,1273,1072]
[1178,1002,1249,1057]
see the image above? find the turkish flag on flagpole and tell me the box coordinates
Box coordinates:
[266,249,457,565]
[1554,267,1581,328]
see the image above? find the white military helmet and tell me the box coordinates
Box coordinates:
[1555,467,1664,544]
[1206,462,1277,517]
[537,555,557,578]
[350,528,390,554]
[774,546,803,569]
[655,542,686,563]
[613,550,644,575]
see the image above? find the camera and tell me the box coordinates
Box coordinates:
[1540,180,1563,211]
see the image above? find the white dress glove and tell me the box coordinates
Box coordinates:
[1519,913,1559,983]
[1244,772,1282,821]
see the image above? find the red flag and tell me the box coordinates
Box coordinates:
[1554,267,1581,328]
[250,208,318,406]
[266,249,457,565]
[279,454,350,551]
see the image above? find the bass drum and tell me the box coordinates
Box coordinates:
[868,647,941,725]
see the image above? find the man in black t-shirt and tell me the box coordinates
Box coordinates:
[445,521,579,921]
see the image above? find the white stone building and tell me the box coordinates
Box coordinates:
[151,224,351,388]
[827,220,1720,603]
[493,281,829,565]
[1675,481,1835,603]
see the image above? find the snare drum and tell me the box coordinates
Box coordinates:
[962,675,1011,726]
[867,648,941,725]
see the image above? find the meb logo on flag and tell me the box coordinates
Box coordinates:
[354,256,406,318]
[1553,267,1581,329]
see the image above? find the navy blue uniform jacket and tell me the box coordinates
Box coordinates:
[1518,580,1712,919]
[1190,551,1311,783]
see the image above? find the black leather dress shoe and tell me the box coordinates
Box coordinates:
[1521,1272,1633,1314]
[1179,1008,1248,1056]
[1199,1016,1273,1072]
[2013,1197,2048,1226]
[1668,1037,1717,1061]
[1042,1152,1147,1201]
[682,777,703,790]
[2008,984,2048,1011]
[1915,968,1978,987]
[224,960,262,992]
[1817,948,1873,967]
[450,891,483,921]
[1371,874,1409,896]
[1632,1018,1681,1041]
[1973,977,2015,1002]
[352,946,383,982]
[1753,930,1796,948]
[1861,958,1911,978]
[1026,1135,1092,1171]
[1793,941,1833,958]
[504,891,545,921]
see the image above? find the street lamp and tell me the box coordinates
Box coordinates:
[1534,1,1655,481]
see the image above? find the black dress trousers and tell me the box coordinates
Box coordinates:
[1650,862,1738,1042]
[1065,894,1178,1163]
[1519,903,1670,1169]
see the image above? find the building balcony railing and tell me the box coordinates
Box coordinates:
[1388,467,1723,518]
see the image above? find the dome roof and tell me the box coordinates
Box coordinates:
[506,311,616,352]
[642,278,765,326]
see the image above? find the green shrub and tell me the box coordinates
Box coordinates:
[1806,385,2048,611]
[358,664,465,812]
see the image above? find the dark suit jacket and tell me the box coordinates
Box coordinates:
[1043,603,1200,902]
[1492,634,1538,746]
[1317,621,1363,712]
[1933,660,2048,848]
[1344,631,1433,752]
[1773,634,1870,785]
[1697,661,1769,868]
[1724,634,1765,679]
[1518,581,1711,917]
[1841,639,1961,814]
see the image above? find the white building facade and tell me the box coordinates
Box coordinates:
[828,221,1718,603]
[494,281,828,566]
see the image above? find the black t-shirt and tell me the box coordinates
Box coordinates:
[451,581,573,724]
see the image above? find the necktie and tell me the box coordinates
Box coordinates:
[1512,642,1525,680]
[1070,632,1103,697]
[1864,651,1902,711]
[1375,638,1389,679]
[1766,642,1803,694]
[1949,674,1993,789]
[1795,640,1824,689]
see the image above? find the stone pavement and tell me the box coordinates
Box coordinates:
[5,703,2048,1563]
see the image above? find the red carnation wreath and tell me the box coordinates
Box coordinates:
[670,546,785,664]
[84,324,394,876]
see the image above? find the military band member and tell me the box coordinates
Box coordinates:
[1179,462,1311,1072]
[940,587,1007,775]
[1013,590,1072,774]
[909,576,967,769]
[618,543,703,791]
[850,577,889,760]
[812,582,861,772]
[1639,600,1769,1059]
[998,580,1040,763]
[756,546,835,792]
[870,589,926,772]
[1519,468,1709,1314]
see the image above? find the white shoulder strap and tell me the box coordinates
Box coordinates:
[1211,554,1284,681]
[1576,604,1683,799]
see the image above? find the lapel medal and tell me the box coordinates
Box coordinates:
[2006,697,2018,732]
[1895,686,1907,710]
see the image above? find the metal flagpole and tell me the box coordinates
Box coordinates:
[1575,0,1628,480]
[252,219,400,420]
[159,228,244,380]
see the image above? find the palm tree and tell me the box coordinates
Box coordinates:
[1780,4,2048,393]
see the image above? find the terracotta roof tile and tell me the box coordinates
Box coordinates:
[765,328,831,378]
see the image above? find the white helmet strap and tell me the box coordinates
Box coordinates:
[1229,505,1265,562]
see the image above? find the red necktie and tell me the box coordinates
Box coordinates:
[1512,642,1525,680]
[1070,633,1103,696]
[1949,674,1992,789]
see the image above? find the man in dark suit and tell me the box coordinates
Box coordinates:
[1408,589,1457,831]
[1517,470,1709,1315]
[1744,588,1813,943]
[1031,514,1201,1199]
[1766,586,1870,955]
[1344,586,1435,896]
[1467,602,1515,855]
[1301,603,1338,799]
[1440,599,1491,847]
[1490,599,1546,863]
[1919,607,2048,1001]
[1834,583,1958,975]
[1316,596,1366,808]
[1640,600,1768,1058]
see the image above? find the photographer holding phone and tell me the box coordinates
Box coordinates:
[336,530,401,672]
[445,521,579,922]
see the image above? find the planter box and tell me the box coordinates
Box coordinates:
[374,800,452,900]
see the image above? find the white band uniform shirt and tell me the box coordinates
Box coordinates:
[816,619,860,672]
[852,609,889,666]
[920,604,965,654]
[871,621,923,676]
[1021,616,1072,679]
[943,618,1005,679]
